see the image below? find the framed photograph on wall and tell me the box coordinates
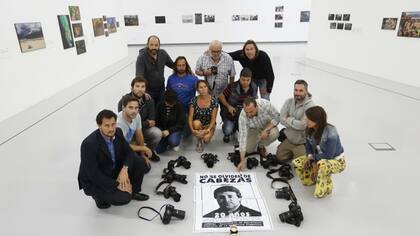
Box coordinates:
[69,6,81,21]
[337,23,344,30]
[92,18,104,37]
[57,15,74,49]
[300,11,310,22]
[124,15,139,26]
[107,17,117,33]
[335,14,342,21]
[275,22,283,28]
[275,14,283,20]
[155,16,166,24]
[182,15,193,23]
[381,18,398,30]
[343,14,351,21]
[72,23,84,38]
[232,15,240,21]
[397,12,420,38]
[345,23,352,30]
[328,14,335,21]
[250,15,258,21]
[75,40,86,55]
[14,22,46,53]
[275,6,284,12]
[195,13,202,24]
[204,15,215,23]
[330,22,337,29]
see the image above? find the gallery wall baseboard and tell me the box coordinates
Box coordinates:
[0,57,132,147]
[302,58,420,102]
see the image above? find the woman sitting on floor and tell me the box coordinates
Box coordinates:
[292,106,346,198]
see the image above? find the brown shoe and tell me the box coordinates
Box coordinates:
[196,139,204,153]
[257,146,267,161]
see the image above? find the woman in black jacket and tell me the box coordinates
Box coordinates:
[155,90,186,153]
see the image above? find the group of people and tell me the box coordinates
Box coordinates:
[77,35,346,210]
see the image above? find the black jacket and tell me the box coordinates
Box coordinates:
[117,92,156,129]
[229,50,275,93]
[77,128,135,194]
[155,101,186,134]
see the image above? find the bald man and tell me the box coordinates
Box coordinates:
[136,35,174,106]
[195,40,236,97]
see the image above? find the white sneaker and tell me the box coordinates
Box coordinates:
[172,146,180,152]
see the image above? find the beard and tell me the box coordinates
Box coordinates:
[294,95,304,101]
[148,49,158,55]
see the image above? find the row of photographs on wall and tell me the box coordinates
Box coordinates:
[14,16,119,54]
[330,22,352,30]
[328,14,351,21]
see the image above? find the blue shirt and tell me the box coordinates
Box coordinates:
[166,73,198,112]
[101,133,116,168]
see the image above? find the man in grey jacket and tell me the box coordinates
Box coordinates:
[135,35,173,106]
[276,80,315,161]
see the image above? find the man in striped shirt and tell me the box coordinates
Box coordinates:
[237,98,280,171]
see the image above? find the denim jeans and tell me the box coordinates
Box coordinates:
[156,131,183,154]
[222,119,235,136]
[253,79,270,100]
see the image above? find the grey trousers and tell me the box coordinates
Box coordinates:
[276,138,306,161]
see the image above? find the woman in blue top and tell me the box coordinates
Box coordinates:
[292,106,346,198]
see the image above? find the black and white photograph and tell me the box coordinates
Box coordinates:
[300,11,310,22]
[328,14,335,20]
[182,15,193,23]
[14,22,46,53]
[337,22,344,30]
[330,22,337,29]
[195,13,202,24]
[194,173,272,232]
[124,15,139,26]
[232,15,240,21]
[275,14,283,20]
[381,17,398,30]
[240,15,250,21]
[204,14,215,23]
[335,14,343,21]
[250,15,258,21]
[275,6,284,12]
[343,14,351,21]
[345,23,352,30]
[155,16,166,24]
[275,22,283,28]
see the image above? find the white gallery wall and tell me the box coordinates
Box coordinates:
[306,0,420,88]
[0,0,128,123]
[121,0,311,44]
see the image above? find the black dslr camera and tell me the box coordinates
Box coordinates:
[162,170,188,184]
[279,202,304,227]
[261,153,279,169]
[275,186,292,200]
[246,157,259,169]
[162,204,186,224]
[210,66,218,75]
[175,156,191,169]
[163,185,181,202]
[167,160,177,171]
[227,145,241,167]
[201,153,219,168]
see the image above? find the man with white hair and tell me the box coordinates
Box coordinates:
[195,40,236,97]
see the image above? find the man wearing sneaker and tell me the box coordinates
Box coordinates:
[118,77,162,161]
[237,98,281,171]
[218,68,257,143]
[78,109,149,209]
[117,96,154,166]
[276,80,315,162]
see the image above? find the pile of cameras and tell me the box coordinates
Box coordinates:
[228,144,304,227]
[138,156,191,225]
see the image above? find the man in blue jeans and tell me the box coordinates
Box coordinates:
[218,68,258,143]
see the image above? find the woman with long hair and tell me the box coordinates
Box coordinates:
[292,106,346,198]
[188,80,218,153]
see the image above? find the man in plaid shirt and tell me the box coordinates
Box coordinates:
[195,40,236,97]
[237,98,280,171]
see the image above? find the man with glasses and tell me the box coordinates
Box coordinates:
[195,40,236,97]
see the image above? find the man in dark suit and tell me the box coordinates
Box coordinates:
[78,109,149,209]
[203,185,261,218]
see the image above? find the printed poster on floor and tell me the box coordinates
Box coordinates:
[194,172,272,232]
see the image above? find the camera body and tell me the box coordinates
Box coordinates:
[162,170,188,184]
[163,185,181,202]
[201,153,219,168]
[162,204,186,224]
[279,202,304,227]
[210,66,218,75]
[246,157,259,169]
[275,186,292,200]
[176,156,191,169]
[167,160,177,171]
[261,153,279,169]
[227,145,241,167]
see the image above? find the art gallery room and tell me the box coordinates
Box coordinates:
[1,0,420,235]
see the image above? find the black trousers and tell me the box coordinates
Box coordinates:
[88,155,147,205]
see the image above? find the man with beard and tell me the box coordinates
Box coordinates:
[117,97,153,169]
[118,77,162,161]
[276,80,315,162]
[135,35,174,106]
[78,110,149,209]
[195,40,236,97]
[229,40,275,100]
[203,185,261,218]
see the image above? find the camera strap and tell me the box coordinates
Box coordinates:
[266,163,294,180]
[266,167,298,203]
[155,180,171,195]
[137,204,167,222]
